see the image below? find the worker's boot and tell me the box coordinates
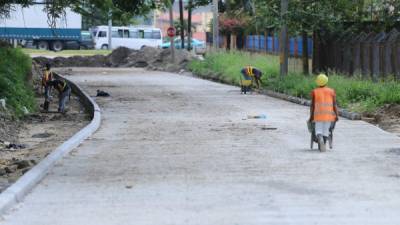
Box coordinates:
[328,135,333,149]
[43,101,49,112]
[317,134,326,152]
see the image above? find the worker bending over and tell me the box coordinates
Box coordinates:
[47,79,71,114]
[240,66,263,89]
[309,74,339,151]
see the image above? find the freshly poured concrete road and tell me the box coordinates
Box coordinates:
[2,68,400,225]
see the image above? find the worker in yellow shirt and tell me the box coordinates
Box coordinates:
[240,66,263,94]
[41,63,53,111]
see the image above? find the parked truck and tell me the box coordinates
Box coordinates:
[0,4,82,51]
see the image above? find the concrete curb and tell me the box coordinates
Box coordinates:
[0,73,101,215]
[193,73,361,120]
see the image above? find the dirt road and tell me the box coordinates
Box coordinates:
[2,68,400,225]
[0,94,89,193]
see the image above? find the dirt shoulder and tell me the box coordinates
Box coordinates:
[362,104,400,136]
[0,69,90,193]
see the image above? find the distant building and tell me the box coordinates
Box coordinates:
[154,2,212,41]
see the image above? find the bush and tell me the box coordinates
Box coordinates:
[0,47,35,117]
[189,51,400,114]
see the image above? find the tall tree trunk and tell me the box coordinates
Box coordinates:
[179,0,185,49]
[169,0,175,63]
[279,0,289,77]
[212,0,219,49]
[312,31,320,74]
[301,0,309,75]
[187,0,192,51]
[357,0,365,21]
[226,32,231,50]
[302,31,309,75]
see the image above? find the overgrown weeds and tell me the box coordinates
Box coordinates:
[0,47,35,118]
[189,51,400,113]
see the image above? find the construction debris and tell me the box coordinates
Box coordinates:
[247,114,267,119]
[96,90,110,97]
[31,132,54,138]
[0,140,27,151]
[0,99,6,110]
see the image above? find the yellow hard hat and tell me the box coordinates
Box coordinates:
[316,74,328,86]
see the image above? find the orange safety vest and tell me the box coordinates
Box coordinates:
[312,87,336,122]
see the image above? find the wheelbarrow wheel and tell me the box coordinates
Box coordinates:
[317,135,326,152]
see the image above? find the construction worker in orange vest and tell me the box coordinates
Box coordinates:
[41,63,53,111]
[309,74,339,151]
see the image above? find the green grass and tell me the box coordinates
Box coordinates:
[189,51,400,114]
[21,48,111,56]
[189,50,279,85]
[0,48,36,118]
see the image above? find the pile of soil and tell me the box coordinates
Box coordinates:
[33,47,197,73]
[363,104,400,135]
[34,55,111,68]
[0,110,19,144]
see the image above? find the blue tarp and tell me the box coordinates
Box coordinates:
[246,35,313,56]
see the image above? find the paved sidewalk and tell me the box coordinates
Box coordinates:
[2,68,400,225]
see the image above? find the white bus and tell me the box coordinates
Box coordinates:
[92,26,163,50]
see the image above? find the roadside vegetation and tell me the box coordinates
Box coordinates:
[0,47,36,117]
[189,51,400,114]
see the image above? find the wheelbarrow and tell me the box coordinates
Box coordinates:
[307,121,336,152]
[240,78,253,94]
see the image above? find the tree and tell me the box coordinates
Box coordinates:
[0,0,32,18]
[178,0,185,48]
[187,0,193,50]
[0,0,167,26]
[246,0,363,74]
[186,0,210,50]
[173,19,196,36]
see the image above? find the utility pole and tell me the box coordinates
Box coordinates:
[108,10,112,50]
[179,0,185,49]
[169,0,176,63]
[279,0,289,77]
[187,0,193,51]
[153,10,157,28]
[212,0,219,50]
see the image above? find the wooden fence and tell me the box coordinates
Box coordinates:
[314,29,400,80]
